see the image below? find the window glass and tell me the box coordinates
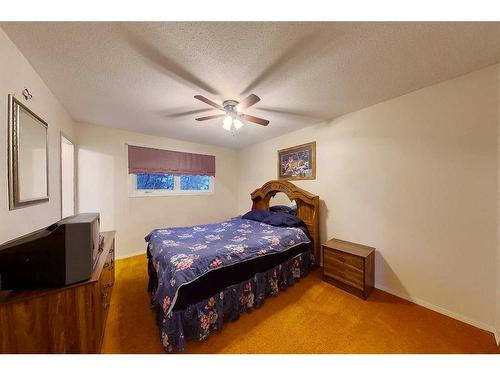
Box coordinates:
[180,175,210,191]
[136,174,174,190]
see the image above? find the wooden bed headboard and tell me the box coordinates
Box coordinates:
[250,180,320,263]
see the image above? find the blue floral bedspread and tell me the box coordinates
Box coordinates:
[145,217,311,315]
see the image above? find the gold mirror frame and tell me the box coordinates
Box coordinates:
[8,94,49,210]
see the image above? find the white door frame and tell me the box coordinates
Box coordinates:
[60,132,76,218]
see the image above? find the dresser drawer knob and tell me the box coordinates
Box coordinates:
[104,262,114,271]
[103,282,114,289]
[338,256,346,262]
[103,303,110,310]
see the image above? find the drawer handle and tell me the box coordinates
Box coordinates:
[338,271,346,278]
[104,262,114,270]
[103,303,110,310]
[102,292,108,299]
[337,256,346,262]
[103,282,114,289]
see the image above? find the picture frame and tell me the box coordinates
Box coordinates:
[277,141,316,180]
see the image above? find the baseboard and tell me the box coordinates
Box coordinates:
[115,250,146,260]
[375,282,496,335]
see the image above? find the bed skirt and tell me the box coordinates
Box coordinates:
[151,250,314,352]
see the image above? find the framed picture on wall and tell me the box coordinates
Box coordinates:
[277,141,316,180]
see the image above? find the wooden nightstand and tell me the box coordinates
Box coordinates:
[322,238,375,300]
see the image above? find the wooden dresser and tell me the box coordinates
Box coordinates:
[322,238,375,300]
[0,231,115,353]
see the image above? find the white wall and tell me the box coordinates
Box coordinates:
[0,27,76,244]
[238,65,499,332]
[76,122,239,258]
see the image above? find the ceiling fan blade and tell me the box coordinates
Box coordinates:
[195,114,225,121]
[237,94,261,111]
[240,31,320,94]
[241,114,269,126]
[194,95,224,110]
[164,108,212,118]
[257,106,323,120]
[123,29,219,95]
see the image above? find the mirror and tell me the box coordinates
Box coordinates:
[8,94,49,209]
[269,192,297,215]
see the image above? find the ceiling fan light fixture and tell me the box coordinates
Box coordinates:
[223,115,233,131]
[194,94,269,130]
[233,118,244,130]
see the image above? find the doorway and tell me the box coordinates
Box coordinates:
[61,134,75,218]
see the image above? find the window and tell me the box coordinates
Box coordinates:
[180,175,210,191]
[127,145,215,197]
[129,174,214,196]
[136,173,174,190]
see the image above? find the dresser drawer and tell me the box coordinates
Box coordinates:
[323,263,364,290]
[323,247,364,271]
[324,258,363,278]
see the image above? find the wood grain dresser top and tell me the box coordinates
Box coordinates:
[322,238,375,258]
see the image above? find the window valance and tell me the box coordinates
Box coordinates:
[127,145,215,176]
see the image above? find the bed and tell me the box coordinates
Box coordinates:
[146,180,320,352]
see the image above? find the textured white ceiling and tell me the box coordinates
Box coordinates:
[2,22,500,148]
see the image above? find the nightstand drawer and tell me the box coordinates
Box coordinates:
[324,258,364,278]
[323,247,364,271]
[324,263,364,290]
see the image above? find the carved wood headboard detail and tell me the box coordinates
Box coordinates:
[250,180,320,263]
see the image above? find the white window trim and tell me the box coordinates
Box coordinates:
[128,174,215,198]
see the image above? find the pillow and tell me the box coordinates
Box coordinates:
[270,205,293,214]
[242,210,310,238]
[241,209,272,222]
[270,203,297,215]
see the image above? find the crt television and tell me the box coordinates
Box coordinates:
[0,213,101,290]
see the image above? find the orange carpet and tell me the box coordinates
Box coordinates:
[101,254,500,354]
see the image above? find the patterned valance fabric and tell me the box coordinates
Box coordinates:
[128,145,215,176]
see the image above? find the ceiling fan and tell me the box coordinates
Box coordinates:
[194,94,270,132]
